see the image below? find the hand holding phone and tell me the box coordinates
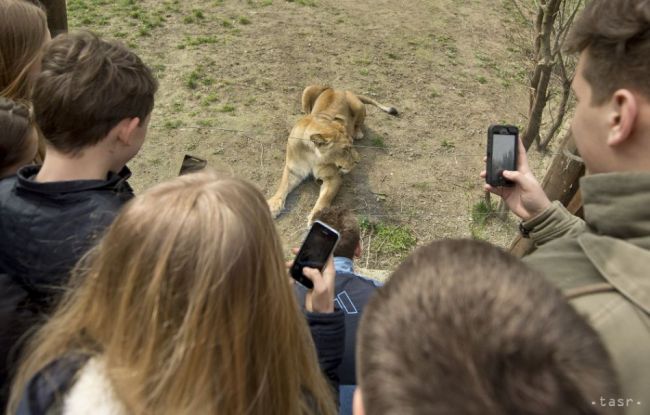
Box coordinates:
[290,220,340,289]
[303,255,336,313]
[480,127,551,221]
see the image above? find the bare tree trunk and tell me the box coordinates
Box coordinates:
[522,0,563,150]
[40,0,68,37]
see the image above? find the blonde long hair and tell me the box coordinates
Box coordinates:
[0,0,48,99]
[8,171,337,415]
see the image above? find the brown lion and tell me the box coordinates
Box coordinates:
[267,85,398,223]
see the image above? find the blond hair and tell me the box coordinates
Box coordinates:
[9,171,336,415]
[0,0,48,99]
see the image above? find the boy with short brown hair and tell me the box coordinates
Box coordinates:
[0,31,158,308]
[354,239,621,415]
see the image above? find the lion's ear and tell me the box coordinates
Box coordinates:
[310,133,330,147]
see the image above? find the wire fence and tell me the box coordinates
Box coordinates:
[145,123,571,224]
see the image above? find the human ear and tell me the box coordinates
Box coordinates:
[353,387,365,415]
[117,117,142,146]
[607,89,637,147]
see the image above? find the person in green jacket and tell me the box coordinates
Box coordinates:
[482,0,650,412]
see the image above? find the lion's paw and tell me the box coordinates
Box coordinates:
[267,197,284,218]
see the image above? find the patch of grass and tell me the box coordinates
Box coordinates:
[184,66,214,90]
[163,119,184,130]
[370,134,385,148]
[286,0,316,5]
[197,119,213,127]
[171,101,184,112]
[477,75,487,84]
[218,104,236,113]
[359,68,369,76]
[360,218,417,256]
[440,139,455,150]
[221,19,233,28]
[471,199,497,227]
[430,89,440,98]
[184,35,219,47]
[202,93,219,106]
[387,52,400,60]
[239,16,251,25]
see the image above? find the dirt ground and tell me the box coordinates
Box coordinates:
[68,0,553,270]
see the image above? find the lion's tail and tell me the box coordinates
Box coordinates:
[357,95,399,116]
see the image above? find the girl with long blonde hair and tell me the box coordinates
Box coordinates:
[0,0,51,162]
[8,171,342,414]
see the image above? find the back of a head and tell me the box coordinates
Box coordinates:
[32,31,158,154]
[0,0,48,99]
[357,239,621,415]
[312,206,360,259]
[565,0,650,104]
[9,171,335,415]
[0,97,36,177]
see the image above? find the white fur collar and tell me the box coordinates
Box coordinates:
[62,357,127,415]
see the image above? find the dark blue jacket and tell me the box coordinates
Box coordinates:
[296,257,381,385]
[0,165,134,308]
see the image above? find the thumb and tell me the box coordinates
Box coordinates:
[502,170,522,183]
[302,267,322,286]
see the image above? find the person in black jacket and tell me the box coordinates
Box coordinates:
[8,171,344,415]
[0,30,158,307]
[0,31,157,406]
[295,207,380,415]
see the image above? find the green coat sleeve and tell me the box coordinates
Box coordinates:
[524,201,587,246]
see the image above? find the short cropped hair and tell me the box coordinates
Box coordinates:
[357,239,620,415]
[312,206,360,259]
[565,0,650,104]
[32,31,158,154]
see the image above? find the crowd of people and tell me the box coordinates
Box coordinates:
[0,0,648,414]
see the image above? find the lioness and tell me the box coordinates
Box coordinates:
[267,85,398,223]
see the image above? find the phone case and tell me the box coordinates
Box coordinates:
[290,220,340,289]
[486,125,519,187]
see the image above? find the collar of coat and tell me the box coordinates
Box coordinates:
[577,172,650,314]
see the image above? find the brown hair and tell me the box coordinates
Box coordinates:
[357,239,621,415]
[312,206,360,259]
[9,171,336,415]
[0,97,36,177]
[0,0,48,99]
[33,31,158,154]
[565,0,650,104]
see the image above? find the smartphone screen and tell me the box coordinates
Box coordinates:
[290,221,340,289]
[489,133,517,185]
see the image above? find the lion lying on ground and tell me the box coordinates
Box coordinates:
[267,85,398,223]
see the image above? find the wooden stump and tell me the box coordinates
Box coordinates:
[41,0,68,37]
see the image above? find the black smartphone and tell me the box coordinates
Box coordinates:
[486,125,519,187]
[290,220,340,289]
[178,154,208,176]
